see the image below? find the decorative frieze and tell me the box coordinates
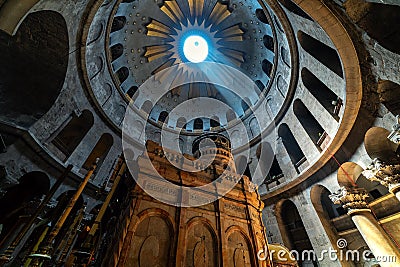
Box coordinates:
[329,186,369,212]
[362,158,400,193]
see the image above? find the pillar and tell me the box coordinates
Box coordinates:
[330,186,400,267]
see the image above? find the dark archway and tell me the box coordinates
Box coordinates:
[0,11,69,127]
[301,68,341,121]
[278,123,306,173]
[51,110,94,161]
[276,200,318,266]
[158,111,169,124]
[193,118,203,130]
[176,117,186,129]
[297,31,343,78]
[0,172,50,245]
[293,99,326,151]
[344,3,400,54]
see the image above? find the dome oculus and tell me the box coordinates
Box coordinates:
[183,35,209,63]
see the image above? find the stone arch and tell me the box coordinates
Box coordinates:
[274,199,317,266]
[235,155,252,180]
[141,100,153,114]
[0,10,69,127]
[50,110,94,161]
[226,109,236,122]
[194,118,203,130]
[262,59,273,77]
[185,217,218,267]
[364,127,399,164]
[116,66,129,83]
[177,117,187,129]
[121,208,175,267]
[263,0,364,199]
[127,85,138,100]
[255,9,269,24]
[256,142,283,189]
[110,43,124,61]
[210,116,220,128]
[111,16,126,33]
[0,0,41,35]
[263,35,274,51]
[158,111,169,124]
[280,46,291,67]
[225,226,255,267]
[310,185,354,266]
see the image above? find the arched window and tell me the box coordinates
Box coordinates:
[141,100,153,114]
[301,68,341,120]
[262,59,273,77]
[256,8,269,24]
[116,66,129,83]
[210,116,220,128]
[249,117,260,138]
[293,99,327,151]
[241,98,250,113]
[111,16,126,32]
[226,109,236,122]
[255,80,265,91]
[235,155,252,180]
[158,111,169,124]
[275,200,317,266]
[193,118,203,130]
[110,43,123,61]
[82,133,114,172]
[278,123,306,173]
[127,86,138,100]
[176,117,186,129]
[51,110,94,160]
[256,142,284,190]
[297,31,343,77]
[263,35,274,51]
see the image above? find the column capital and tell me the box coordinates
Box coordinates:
[329,186,370,212]
[387,115,400,144]
[362,158,400,193]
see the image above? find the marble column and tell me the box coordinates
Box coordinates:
[330,186,400,267]
[362,158,400,201]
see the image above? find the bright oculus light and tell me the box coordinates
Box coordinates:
[183,35,208,63]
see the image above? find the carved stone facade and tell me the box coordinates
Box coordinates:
[107,139,274,267]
